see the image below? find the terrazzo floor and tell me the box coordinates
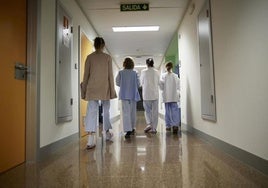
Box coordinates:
[0,112,267,188]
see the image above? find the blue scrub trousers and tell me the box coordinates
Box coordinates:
[122,100,136,132]
[85,100,112,132]
[143,100,159,130]
[165,102,181,127]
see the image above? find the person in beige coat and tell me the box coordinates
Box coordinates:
[81,37,117,149]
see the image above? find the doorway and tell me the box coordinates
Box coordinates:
[79,30,93,137]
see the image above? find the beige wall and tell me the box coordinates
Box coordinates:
[179,0,268,160]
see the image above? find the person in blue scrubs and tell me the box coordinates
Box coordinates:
[116,57,141,138]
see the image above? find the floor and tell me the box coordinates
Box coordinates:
[0,112,267,188]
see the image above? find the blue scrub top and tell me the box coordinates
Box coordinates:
[116,69,141,102]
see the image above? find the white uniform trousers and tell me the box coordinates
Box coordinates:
[122,100,137,132]
[85,100,112,132]
[143,100,159,130]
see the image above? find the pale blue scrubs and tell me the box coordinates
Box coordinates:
[85,100,112,132]
[143,100,159,130]
[165,102,181,127]
[116,69,141,132]
[121,100,137,132]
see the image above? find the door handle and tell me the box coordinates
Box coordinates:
[15,62,28,80]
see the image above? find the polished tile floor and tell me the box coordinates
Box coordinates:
[0,112,268,188]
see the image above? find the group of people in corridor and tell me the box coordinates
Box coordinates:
[81,37,181,149]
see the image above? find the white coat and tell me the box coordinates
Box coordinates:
[159,71,180,103]
[140,67,160,100]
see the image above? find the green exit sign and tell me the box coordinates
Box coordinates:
[120,3,149,11]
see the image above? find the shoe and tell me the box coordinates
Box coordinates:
[106,131,113,141]
[86,144,96,150]
[87,134,96,148]
[166,127,171,131]
[131,129,136,135]
[125,131,131,139]
[173,126,178,134]
[149,129,157,134]
[144,125,152,133]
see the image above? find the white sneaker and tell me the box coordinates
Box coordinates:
[144,125,152,133]
[87,134,96,150]
[86,144,96,150]
[106,131,113,141]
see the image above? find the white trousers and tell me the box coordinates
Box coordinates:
[143,100,159,129]
[85,100,112,132]
[122,100,137,132]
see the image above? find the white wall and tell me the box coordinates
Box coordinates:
[40,0,120,147]
[179,0,268,160]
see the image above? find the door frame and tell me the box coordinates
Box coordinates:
[78,26,94,138]
[25,0,40,162]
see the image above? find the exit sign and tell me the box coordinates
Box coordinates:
[120,3,149,11]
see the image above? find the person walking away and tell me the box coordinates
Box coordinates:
[116,57,141,139]
[81,37,117,149]
[140,58,160,134]
[159,62,181,134]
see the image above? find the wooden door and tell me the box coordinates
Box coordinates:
[0,0,26,172]
[80,33,93,137]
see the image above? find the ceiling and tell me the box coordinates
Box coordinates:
[76,0,190,70]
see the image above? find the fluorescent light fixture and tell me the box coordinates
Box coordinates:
[135,65,147,68]
[112,26,159,32]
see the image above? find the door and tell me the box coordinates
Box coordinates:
[0,0,27,172]
[198,0,216,121]
[56,2,73,123]
[79,32,93,137]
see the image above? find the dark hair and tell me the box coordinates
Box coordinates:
[94,37,105,50]
[123,57,134,69]
[146,58,154,67]
[166,62,173,72]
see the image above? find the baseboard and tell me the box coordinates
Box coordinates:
[38,133,79,161]
[185,124,268,175]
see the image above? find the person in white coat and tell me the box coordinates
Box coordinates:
[140,58,160,133]
[160,62,181,133]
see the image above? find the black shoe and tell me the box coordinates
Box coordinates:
[131,129,136,135]
[173,126,178,134]
[125,131,131,139]
[166,127,171,131]
[144,125,152,133]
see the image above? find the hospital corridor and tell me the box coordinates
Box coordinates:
[1,0,268,187]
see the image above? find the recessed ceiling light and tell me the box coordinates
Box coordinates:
[112,26,159,32]
[135,65,147,68]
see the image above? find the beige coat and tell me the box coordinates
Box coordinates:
[81,51,117,100]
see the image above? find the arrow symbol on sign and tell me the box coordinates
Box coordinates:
[142,4,148,10]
